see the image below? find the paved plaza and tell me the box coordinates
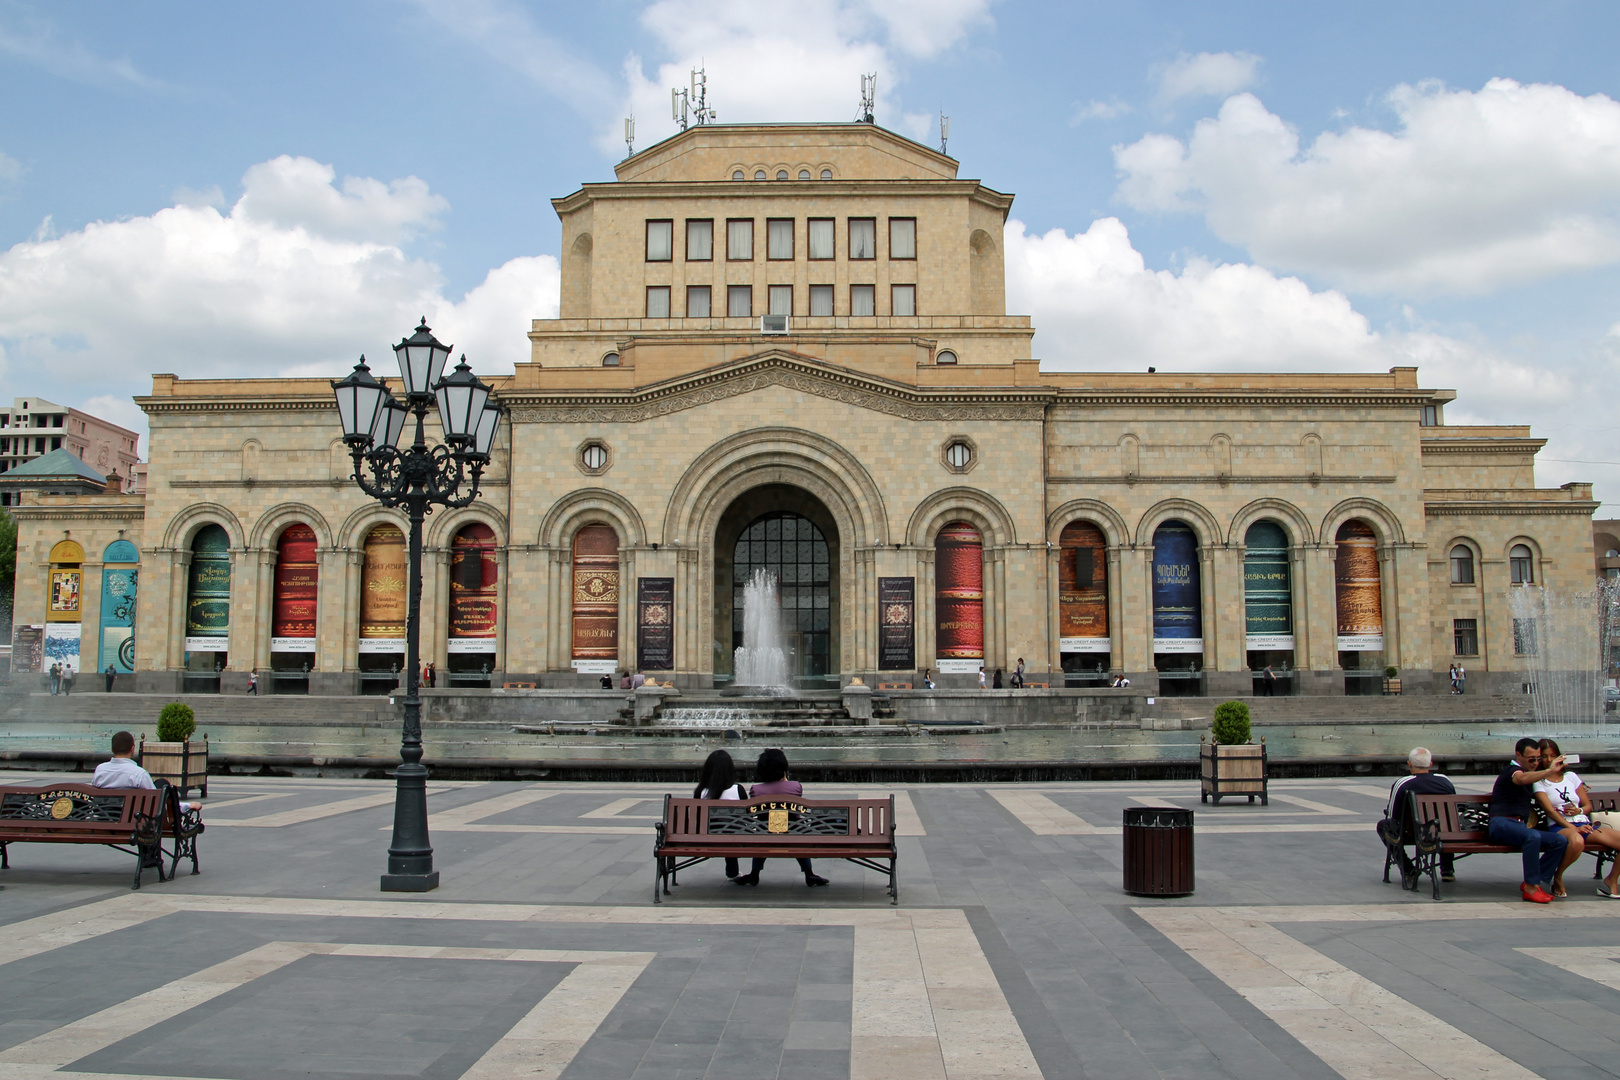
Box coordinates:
[2,771,1619,1079]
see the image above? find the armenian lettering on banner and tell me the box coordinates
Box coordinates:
[1335,520,1384,651]
[935,522,984,672]
[358,524,407,653]
[12,625,43,673]
[448,522,498,653]
[184,523,231,651]
[99,539,139,674]
[637,577,674,671]
[1243,521,1294,650]
[270,523,319,652]
[47,570,81,621]
[878,577,915,671]
[1058,521,1109,653]
[1151,520,1203,653]
[571,525,619,673]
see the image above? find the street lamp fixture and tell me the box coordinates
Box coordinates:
[332,319,499,892]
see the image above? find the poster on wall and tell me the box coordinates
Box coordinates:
[48,569,81,620]
[1151,521,1204,654]
[935,522,984,670]
[99,566,138,673]
[12,625,42,673]
[1243,521,1294,651]
[1334,520,1385,650]
[636,577,674,671]
[185,525,231,648]
[1059,521,1110,654]
[571,525,620,663]
[271,523,319,650]
[359,524,406,653]
[448,523,498,649]
[878,577,915,671]
[44,623,81,672]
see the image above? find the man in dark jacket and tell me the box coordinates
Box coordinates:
[1489,737,1569,904]
[1383,748,1456,883]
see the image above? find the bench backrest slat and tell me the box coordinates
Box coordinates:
[0,784,162,830]
[662,796,894,843]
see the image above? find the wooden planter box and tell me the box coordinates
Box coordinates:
[1383,677,1402,695]
[1200,739,1267,805]
[139,735,209,798]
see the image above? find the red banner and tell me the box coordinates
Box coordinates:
[935,522,984,659]
[571,524,619,660]
[272,523,318,639]
[450,523,498,639]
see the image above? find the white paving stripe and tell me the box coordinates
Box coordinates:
[1268,792,1356,816]
[989,790,1100,834]
[0,894,1040,1080]
[205,787,453,827]
[1516,945,1620,993]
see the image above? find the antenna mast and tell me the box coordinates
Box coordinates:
[939,111,950,155]
[857,73,876,123]
[624,115,635,158]
[674,66,716,131]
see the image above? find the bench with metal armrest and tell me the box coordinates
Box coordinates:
[0,782,204,889]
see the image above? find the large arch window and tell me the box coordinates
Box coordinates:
[1450,545,1475,584]
[735,513,830,680]
[1510,544,1535,584]
[99,540,139,675]
[184,524,231,690]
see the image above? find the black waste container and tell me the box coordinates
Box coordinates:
[1122,807,1194,897]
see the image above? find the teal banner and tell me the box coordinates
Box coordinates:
[1243,521,1292,639]
[99,567,138,672]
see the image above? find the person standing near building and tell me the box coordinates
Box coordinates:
[1456,662,1466,695]
[246,670,258,695]
[61,663,73,695]
[977,666,986,689]
[48,662,59,695]
[105,664,116,693]
[1014,658,1026,689]
[1263,665,1277,696]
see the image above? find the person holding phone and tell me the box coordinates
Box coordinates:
[1488,737,1570,904]
[1534,738,1620,898]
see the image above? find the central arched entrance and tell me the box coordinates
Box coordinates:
[714,484,840,688]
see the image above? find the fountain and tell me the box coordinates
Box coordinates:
[1508,581,1620,734]
[731,568,792,694]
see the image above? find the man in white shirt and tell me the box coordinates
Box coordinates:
[93,731,199,815]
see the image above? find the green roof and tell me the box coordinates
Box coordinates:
[4,448,107,483]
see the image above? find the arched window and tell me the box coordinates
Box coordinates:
[798,168,810,179]
[1450,545,1475,584]
[935,522,983,669]
[1510,544,1534,584]
[732,169,744,180]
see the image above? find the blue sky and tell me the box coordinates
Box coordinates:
[1,1,1617,506]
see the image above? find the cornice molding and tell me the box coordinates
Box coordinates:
[137,397,335,415]
[1425,502,1599,517]
[1049,390,1437,408]
[1048,474,1396,486]
[507,353,1051,424]
[1420,441,1546,455]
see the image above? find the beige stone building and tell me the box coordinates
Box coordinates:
[5,123,1600,696]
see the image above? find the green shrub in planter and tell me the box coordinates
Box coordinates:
[1211,700,1252,746]
[1385,666,1399,679]
[157,702,197,743]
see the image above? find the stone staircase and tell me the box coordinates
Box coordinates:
[1150,693,1531,725]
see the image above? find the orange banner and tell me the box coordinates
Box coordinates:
[572,524,620,660]
[1059,521,1108,641]
[360,524,407,639]
[935,522,984,659]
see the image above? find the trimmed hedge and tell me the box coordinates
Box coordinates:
[1211,700,1251,746]
[156,702,197,743]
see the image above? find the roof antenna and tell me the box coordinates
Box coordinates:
[939,110,950,154]
[857,73,876,124]
[674,65,716,130]
[624,115,635,158]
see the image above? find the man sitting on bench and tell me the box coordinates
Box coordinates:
[1490,737,1567,904]
[1384,747,1456,883]
[93,732,200,817]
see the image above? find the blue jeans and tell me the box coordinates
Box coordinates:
[1488,815,1566,886]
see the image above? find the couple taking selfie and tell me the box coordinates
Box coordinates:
[693,747,829,888]
[1492,737,1620,902]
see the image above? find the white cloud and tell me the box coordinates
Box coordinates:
[0,151,20,182]
[0,156,559,438]
[0,9,163,90]
[1115,79,1620,295]
[1072,99,1130,125]
[1154,51,1259,104]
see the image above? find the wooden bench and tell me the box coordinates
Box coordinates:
[654,795,898,905]
[877,682,911,690]
[1404,790,1620,899]
[502,681,537,689]
[0,783,204,889]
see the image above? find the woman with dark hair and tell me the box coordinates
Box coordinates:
[695,750,746,879]
[733,748,830,888]
[1534,738,1618,897]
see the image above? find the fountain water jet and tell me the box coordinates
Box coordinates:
[1508,581,1620,735]
[733,568,793,694]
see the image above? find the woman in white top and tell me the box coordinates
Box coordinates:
[1534,738,1620,898]
[695,749,746,879]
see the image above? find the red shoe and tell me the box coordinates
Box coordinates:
[1521,883,1553,904]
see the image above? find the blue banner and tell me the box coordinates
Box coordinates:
[1152,522,1202,644]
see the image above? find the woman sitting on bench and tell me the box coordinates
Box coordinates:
[695,750,746,879]
[1534,738,1620,899]
[733,748,829,888]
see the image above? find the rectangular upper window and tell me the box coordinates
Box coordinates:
[850,284,875,316]
[849,218,876,260]
[808,218,835,260]
[686,285,711,318]
[889,218,916,260]
[1420,404,1438,426]
[891,284,916,317]
[1453,618,1479,657]
[727,219,754,260]
[646,220,673,262]
[727,284,752,317]
[686,219,713,261]
[768,285,793,316]
[645,286,671,318]
[809,284,834,317]
[767,219,794,260]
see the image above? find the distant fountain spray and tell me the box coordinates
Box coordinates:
[1508,581,1620,734]
[733,568,792,693]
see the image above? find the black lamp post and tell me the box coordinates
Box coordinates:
[332,319,501,892]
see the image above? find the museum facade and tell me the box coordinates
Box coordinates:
[7,122,1599,696]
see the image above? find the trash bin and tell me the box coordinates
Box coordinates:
[1122,807,1194,897]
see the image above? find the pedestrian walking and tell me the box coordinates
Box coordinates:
[247,670,259,695]
[61,664,73,695]
[978,666,986,689]
[1263,665,1277,696]
[1014,658,1026,688]
[1449,663,1460,694]
[1456,662,1466,695]
[105,664,116,693]
[992,668,1003,689]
